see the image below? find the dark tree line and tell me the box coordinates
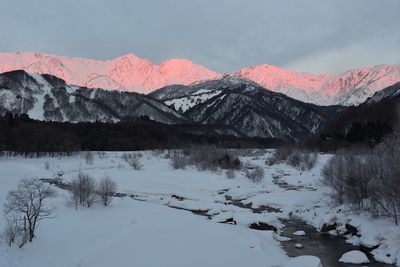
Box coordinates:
[0,114,283,153]
[305,96,400,151]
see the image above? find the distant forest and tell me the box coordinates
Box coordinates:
[0,114,283,153]
[306,97,399,151]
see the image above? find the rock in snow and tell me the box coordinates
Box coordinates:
[284,255,323,267]
[293,230,306,236]
[295,243,303,249]
[339,250,370,264]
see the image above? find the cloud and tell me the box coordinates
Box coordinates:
[0,0,399,73]
[285,39,400,74]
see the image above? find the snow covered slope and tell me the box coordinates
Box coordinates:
[0,70,187,124]
[0,52,221,94]
[364,82,400,104]
[0,52,399,106]
[235,64,400,106]
[0,151,399,266]
[151,76,341,141]
[0,71,339,141]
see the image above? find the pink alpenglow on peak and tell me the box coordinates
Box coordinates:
[235,63,400,105]
[0,52,221,94]
[0,52,399,105]
[235,64,332,92]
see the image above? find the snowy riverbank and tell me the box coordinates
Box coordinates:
[0,150,398,266]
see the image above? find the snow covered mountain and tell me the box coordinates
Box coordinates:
[364,82,400,104]
[150,76,341,141]
[0,52,221,94]
[235,64,400,106]
[0,70,340,141]
[0,52,399,106]
[0,70,188,124]
[311,82,400,148]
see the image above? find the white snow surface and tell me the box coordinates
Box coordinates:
[165,89,222,112]
[26,73,52,120]
[1,52,399,105]
[339,250,370,264]
[293,230,306,236]
[284,255,323,267]
[0,150,399,266]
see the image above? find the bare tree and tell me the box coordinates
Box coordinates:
[268,147,318,170]
[122,152,143,170]
[170,151,187,169]
[321,133,400,225]
[3,179,56,247]
[69,172,97,209]
[1,215,22,246]
[244,164,265,183]
[267,146,293,165]
[225,169,236,179]
[97,175,117,206]
[83,151,94,165]
[44,161,50,170]
[375,135,400,224]
[321,152,346,204]
[172,146,241,172]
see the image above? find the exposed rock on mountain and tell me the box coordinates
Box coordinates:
[1,52,399,106]
[151,76,341,141]
[0,70,187,124]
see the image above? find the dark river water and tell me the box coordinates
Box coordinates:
[280,219,394,267]
[41,178,395,266]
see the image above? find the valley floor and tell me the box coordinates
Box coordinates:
[0,150,399,267]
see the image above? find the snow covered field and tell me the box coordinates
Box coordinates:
[0,150,399,267]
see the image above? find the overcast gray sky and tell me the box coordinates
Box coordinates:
[1,0,399,73]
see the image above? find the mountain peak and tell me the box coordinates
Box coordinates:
[236,63,400,105]
[113,53,144,64]
[160,58,195,65]
[0,52,221,94]
[0,51,399,105]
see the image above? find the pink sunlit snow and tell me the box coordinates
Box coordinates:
[0,52,399,105]
[0,52,221,94]
[235,64,400,105]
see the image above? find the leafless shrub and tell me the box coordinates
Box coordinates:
[122,152,143,170]
[69,172,97,209]
[267,146,293,165]
[368,134,400,225]
[170,151,187,169]
[244,164,265,183]
[130,155,143,170]
[286,151,301,167]
[83,151,94,165]
[151,149,164,157]
[97,175,117,206]
[2,179,56,247]
[184,145,241,171]
[1,215,23,247]
[321,152,347,204]
[304,152,318,170]
[268,146,317,170]
[97,152,106,159]
[287,151,318,170]
[169,146,241,172]
[322,133,400,225]
[225,169,236,179]
[44,161,50,170]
